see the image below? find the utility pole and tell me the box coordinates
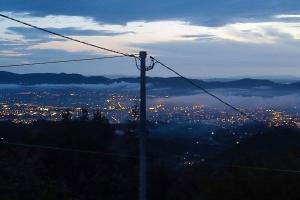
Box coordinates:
[139,51,147,200]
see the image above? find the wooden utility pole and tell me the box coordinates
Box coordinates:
[139,51,147,200]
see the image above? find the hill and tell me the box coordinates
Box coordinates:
[0,71,299,90]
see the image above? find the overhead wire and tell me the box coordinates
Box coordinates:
[227,164,300,174]
[134,56,141,70]
[0,141,139,160]
[0,55,126,68]
[150,56,261,123]
[0,13,137,58]
[2,141,300,175]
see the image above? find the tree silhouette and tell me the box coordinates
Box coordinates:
[62,109,72,121]
[93,109,108,124]
[79,108,89,121]
[131,99,139,121]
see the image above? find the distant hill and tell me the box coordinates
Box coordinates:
[0,71,299,90]
[0,71,111,84]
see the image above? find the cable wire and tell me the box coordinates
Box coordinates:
[228,164,300,174]
[0,55,126,68]
[150,56,260,123]
[196,162,300,175]
[134,56,141,70]
[2,141,300,174]
[0,13,136,57]
[0,141,139,160]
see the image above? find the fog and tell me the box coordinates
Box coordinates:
[153,89,300,109]
[0,82,140,90]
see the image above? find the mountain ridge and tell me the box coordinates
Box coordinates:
[0,71,298,90]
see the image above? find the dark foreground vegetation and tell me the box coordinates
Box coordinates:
[0,119,300,200]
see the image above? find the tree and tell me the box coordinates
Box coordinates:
[131,99,139,121]
[62,109,72,121]
[93,109,108,124]
[79,108,89,121]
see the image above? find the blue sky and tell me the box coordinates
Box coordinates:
[1,0,300,78]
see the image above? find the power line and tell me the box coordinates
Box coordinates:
[173,156,300,175]
[228,165,300,174]
[0,141,177,162]
[164,153,300,175]
[0,13,136,57]
[0,55,126,68]
[0,141,139,160]
[2,141,300,174]
[0,141,180,163]
[194,162,300,175]
[150,56,260,123]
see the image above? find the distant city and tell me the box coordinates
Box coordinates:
[1,88,299,128]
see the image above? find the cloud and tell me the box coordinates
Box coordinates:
[20,16,300,53]
[273,14,300,19]
[181,34,216,40]
[1,8,300,77]
[0,50,28,57]
[2,11,300,56]
[141,37,300,78]
[2,0,300,26]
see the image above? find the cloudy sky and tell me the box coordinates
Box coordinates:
[1,0,300,78]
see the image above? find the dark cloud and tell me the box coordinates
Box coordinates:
[1,0,300,77]
[1,0,300,25]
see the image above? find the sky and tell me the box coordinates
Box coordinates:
[0,0,300,78]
